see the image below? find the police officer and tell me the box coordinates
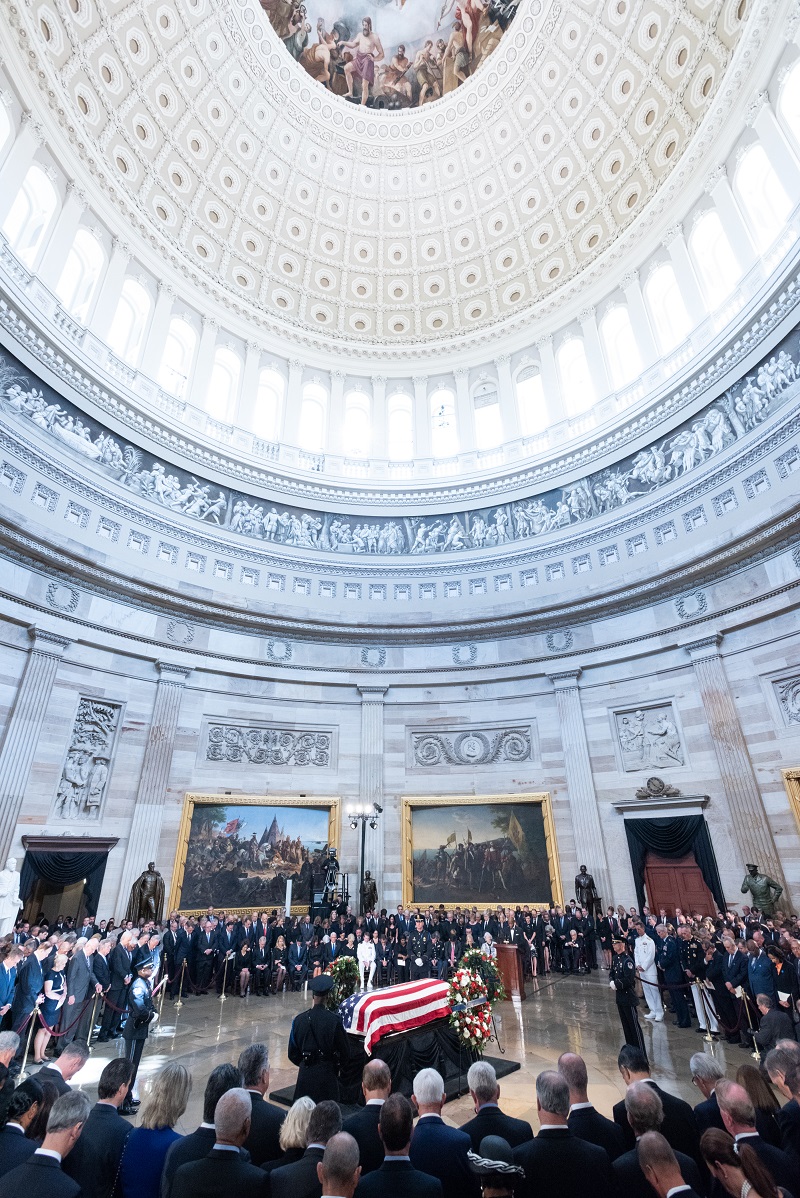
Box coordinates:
[409,916,432,980]
[656,925,691,1028]
[121,955,157,1115]
[288,973,349,1102]
[610,936,646,1053]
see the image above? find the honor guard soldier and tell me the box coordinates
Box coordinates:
[610,936,646,1053]
[288,973,349,1103]
[409,916,432,980]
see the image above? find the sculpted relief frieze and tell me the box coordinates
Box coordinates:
[410,724,535,767]
[205,723,334,766]
[613,703,685,773]
[775,677,800,726]
[52,697,121,821]
[1,323,799,559]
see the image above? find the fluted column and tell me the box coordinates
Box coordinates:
[748,92,800,196]
[89,239,132,341]
[494,355,520,441]
[283,359,304,446]
[453,367,474,451]
[685,634,788,903]
[548,670,611,906]
[116,662,191,913]
[0,114,43,227]
[329,370,346,455]
[663,226,706,327]
[189,317,218,411]
[357,685,388,909]
[37,183,86,290]
[579,308,612,399]
[534,336,563,427]
[412,375,432,458]
[620,271,659,366]
[237,341,262,428]
[139,282,175,380]
[704,167,758,275]
[0,628,71,861]
[371,375,387,458]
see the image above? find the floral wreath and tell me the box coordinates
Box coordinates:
[323,955,360,1010]
[448,949,505,1052]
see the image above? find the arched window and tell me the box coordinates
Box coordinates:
[430,387,458,458]
[343,389,371,458]
[600,306,642,389]
[516,366,547,435]
[2,164,58,266]
[298,382,327,452]
[55,228,105,322]
[253,368,284,442]
[158,317,196,398]
[107,278,152,365]
[387,393,414,460]
[778,60,800,150]
[473,380,503,450]
[734,143,791,251]
[206,346,241,422]
[556,337,595,417]
[644,262,691,353]
[688,210,741,309]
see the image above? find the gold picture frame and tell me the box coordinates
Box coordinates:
[401,792,563,910]
[168,792,340,917]
[783,768,800,837]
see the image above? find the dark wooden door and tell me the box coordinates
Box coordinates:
[643,851,716,918]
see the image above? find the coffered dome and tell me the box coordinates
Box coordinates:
[6,0,763,356]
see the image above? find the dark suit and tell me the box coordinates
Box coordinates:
[723,950,749,989]
[777,1097,800,1163]
[612,1145,703,1198]
[99,943,133,1038]
[567,1105,626,1161]
[172,1147,269,1198]
[0,1125,36,1178]
[243,1091,285,1166]
[613,1081,700,1162]
[60,949,93,1046]
[753,1007,796,1055]
[356,1158,444,1198]
[409,1115,477,1198]
[270,1145,325,1198]
[0,1152,80,1198]
[733,1132,797,1193]
[512,1127,613,1198]
[63,1101,132,1198]
[461,1104,533,1152]
[693,1091,725,1134]
[162,1126,218,1198]
[33,1064,71,1096]
[342,1102,385,1174]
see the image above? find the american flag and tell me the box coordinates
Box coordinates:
[339,980,452,1055]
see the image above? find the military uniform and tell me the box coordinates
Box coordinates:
[679,934,718,1034]
[288,1001,349,1102]
[610,948,645,1052]
[409,926,432,980]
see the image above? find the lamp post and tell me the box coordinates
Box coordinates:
[347,802,382,914]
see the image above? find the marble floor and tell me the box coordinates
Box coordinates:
[40,970,762,1130]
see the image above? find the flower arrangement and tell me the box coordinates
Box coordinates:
[447,950,505,1052]
[323,955,360,1010]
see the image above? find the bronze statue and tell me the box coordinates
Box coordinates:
[741,862,783,917]
[575,865,598,912]
[361,870,378,914]
[125,861,165,923]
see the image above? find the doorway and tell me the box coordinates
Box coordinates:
[644,850,717,918]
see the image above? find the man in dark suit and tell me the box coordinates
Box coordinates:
[318,1133,362,1198]
[612,1082,704,1198]
[512,1071,613,1198]
[0,1090,90,1198]
[162,1063,244,1198]
[237,1043,284,1166]
[356,1094,442,1198]
[171,1089,269,1198]
[10,942,49,1056]
[213,921,238,995]
[689,1052,726,1133]
[637,1131,703,1198]
[612,1045,700,1162]
[716,1078,798,1193]
[766,1051,800,1162]
[460,1060,532,1152]
[163,920,189,999]
[270,1099,342,1198]
[557,1052,625,1161]
[656,926,691,1027]
[0,1078,42,1178]
[343,1059,391,1175]
[63,1058,132,1198]
[59,938,97,1048]
[97,932,134,1041]
[749,992,796,1058]
[191,920,216,994]
[36,1042,90,1097]
[409,1067,477,1198]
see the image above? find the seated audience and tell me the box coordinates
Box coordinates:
[701,1126,788,1198]
[63,1058,133,1198]
[355,1093,443,1198]
[342,1060,391,1175]
[0,1090,90,1198]
[690,1052,726,1134]
[612,1081,704,1198]
[558,1051,625,1161]
[238,1043,285,1166]
[409,1068,476,1198]
[461,1061,533,1152]
[512,1070,613,1198]
[270,1098,342,1198]
[0,1078,42,1178]
[121,1062,191,1198]
[171,1088,269,1198]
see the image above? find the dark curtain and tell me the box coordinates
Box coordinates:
[624,816,725,913]
[339,1021,479,1104]
[20,851,109,917]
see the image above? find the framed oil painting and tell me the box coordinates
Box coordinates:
[169,794,339,915]
[401,793,562,908]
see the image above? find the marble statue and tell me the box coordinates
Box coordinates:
[125,861,166,923]
[0,858,21,937]
[54,698,119,821]
[741,862,783,917]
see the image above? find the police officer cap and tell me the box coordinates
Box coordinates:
[612,935,626,945]
[309,973,335,994]
[467,1136,525,1177]
[135,955,154,973]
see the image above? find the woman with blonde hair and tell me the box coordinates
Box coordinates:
[33,951,68,1063]
[121,1061,191,1198]
[263,1095,315,1175]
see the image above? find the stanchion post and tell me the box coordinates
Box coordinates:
[219,954,230,1003]
[742,992,762,1061]
[174,960,186,1010]
[19,1009,38,1080]
[88,993,99,1049]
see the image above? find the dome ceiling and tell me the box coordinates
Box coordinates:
[12,0,754,354]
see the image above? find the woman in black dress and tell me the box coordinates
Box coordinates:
[235,939,252,997]
[394,933,409,984]
[271,935,288,993]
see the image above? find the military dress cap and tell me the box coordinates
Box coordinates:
[746,863,758,870]
[135,955,154,972]
[309,973,334,994]
[467,1136,525,1176]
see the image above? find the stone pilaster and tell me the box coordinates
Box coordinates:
[357,684,387,909]
[685,634,788,900]
[116,662,191,913]
[0,627,71,861]
[548,669,611,906]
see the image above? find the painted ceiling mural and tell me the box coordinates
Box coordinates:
[259,0,519,108]
[0,321,798,557]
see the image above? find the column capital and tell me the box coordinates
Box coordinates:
[535,334,554,350]
[578,306,596,323]
[620,269,639,289]
[745,90,770,128]
[371,373,386,386]
[288,358,303,373]
[547,668,582,690]
[493,353,510,367]
[661,223,684,249]
[357,684,388,701]
[331,369,346,381]
[156,661,192,685]
[704,165,728,193]
[201,316,218,332]
[412,374,429,386]
[683,632,723,660]
[28,626,71,656]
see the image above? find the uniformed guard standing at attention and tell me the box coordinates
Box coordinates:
[409,915,432,980]
[610,935,646,1054]
[288,973,349,1102]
